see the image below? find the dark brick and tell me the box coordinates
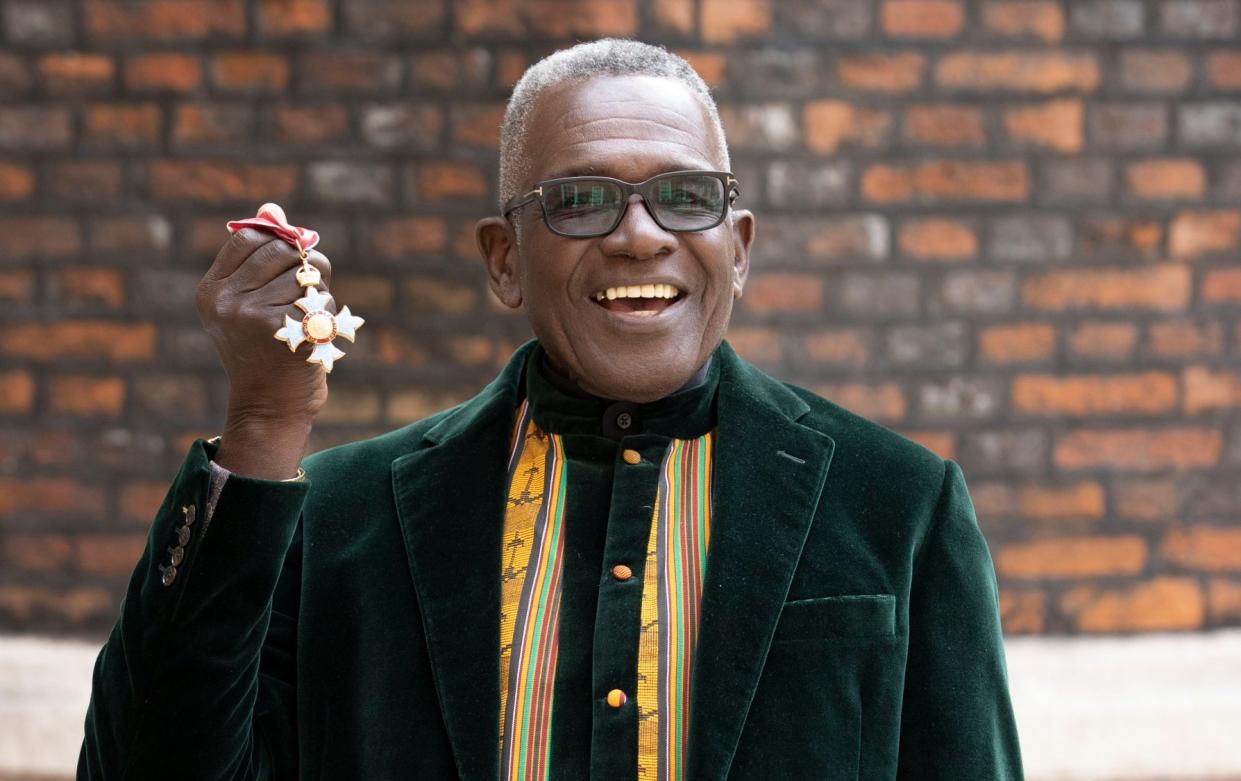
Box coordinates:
[988,215,1074,262]
[1069,0,1144,38]
[1089,103,1167,148]
[131,269,203,314]
[3,0,74,45]
[173,103,254,146]
[1158,0,1238,37]
[960,428,1050,475]
[886,321,967,366]
[342,0,445,39]
[0,107,72,150]
[1178,102,1241,147]
[1039,158,1113,203]
[765,160,851,208]
[932,271,1017,315]
[306,162,396,206]
[773,0,871,37]
[836,272,920,317]
[360,103,443,151]
[298,51,404,93]
[916,376,1005,421]
[718,103,799,151]
[131,375,208,422]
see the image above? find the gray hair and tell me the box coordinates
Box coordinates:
[498,38,730,212]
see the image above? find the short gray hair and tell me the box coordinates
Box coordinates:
[498,38,730,212]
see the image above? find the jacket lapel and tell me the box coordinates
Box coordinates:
[390,343,532,781]
[686,345,837,780]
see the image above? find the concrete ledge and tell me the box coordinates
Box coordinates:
[2,631,1240,779]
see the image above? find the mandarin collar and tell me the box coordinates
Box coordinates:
[523,342,719,440]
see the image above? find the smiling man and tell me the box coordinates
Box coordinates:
[80,40,1023,779]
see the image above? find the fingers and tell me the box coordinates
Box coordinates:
[228,234,332,293]
[208,228,278,279]
[266,264,339,315]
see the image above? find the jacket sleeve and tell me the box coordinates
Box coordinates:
[78,437,309,779]
[896,459,1024,780]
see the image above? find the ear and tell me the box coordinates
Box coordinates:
[476,216,522,309]
[728,208,755,299]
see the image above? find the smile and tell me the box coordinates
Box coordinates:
[591,283,684,317]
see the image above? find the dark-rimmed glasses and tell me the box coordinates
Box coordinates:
[502,170,740,238]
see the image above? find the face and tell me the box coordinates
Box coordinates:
[477,75,755,403]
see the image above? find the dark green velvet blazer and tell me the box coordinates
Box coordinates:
[79,340,1023,780]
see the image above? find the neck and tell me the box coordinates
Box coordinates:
[539,352,713,403]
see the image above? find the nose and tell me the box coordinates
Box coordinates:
[598,194,676,260]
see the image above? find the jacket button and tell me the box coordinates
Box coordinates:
[176,525,191,547]
[168,545,185,567]
[160,565,178,587]
[611,564,633,581]
[606,689,627,708]
[182,504,196,526]
[621,449,641,465]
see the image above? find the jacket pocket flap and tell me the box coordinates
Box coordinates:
[775,594,896,642]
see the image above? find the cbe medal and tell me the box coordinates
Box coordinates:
[226,203,364,373]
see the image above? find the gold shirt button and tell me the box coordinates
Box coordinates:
[611,564,633,581]
[622,449,641,465]
[606,689,627,708]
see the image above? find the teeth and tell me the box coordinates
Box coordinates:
[593,284,683,301]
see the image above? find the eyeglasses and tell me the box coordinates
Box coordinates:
[502,170,740,238]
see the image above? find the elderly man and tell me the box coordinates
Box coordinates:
[80,39,1023,779]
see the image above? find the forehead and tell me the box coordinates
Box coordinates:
[523,75,720,182]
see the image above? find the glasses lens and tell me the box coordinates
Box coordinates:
[543,180,624,236]
[650,174,726,231]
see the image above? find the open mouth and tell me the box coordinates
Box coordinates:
[591,283,684,316]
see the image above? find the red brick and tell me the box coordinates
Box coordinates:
[1206,50,1241,89]
[1162,527,1241,572]
[936,52,1100,92]
[370,217,447,258]
[455,0,639,37]
[1068,321,1138,360]
[1202,268,1241,303]
[1061,577,1204,632]
[979,323,1056,363]
[299,51,403,91]
[701,0,770,42]
[1149,320,1224,357]
[0,586,114,625]
[84,103,162,147]
[386,389,471,424]
[0,217,81,259]
[1003,99,1083,152]
[0,321,156,362]
[837,52,925,92]
[1023,264,1190,312]
[881,0,964,37]
[1013,372,1177,416]
[997,535,1147,578]
[173,103,253,146]
[0,52,31,95]
[85,0,245,40]
[981,2,1064,42]
[417,162,488,200]
[1168,210,1241,259]
[803,328,870,367]
[1208,579,1241,623]
[0,477,105,519]
[343,0,444,38]
[1121,49,1193,93]
[120,481,171,524]
[150,161,296,203]
[47,161,123,201]
[48,375,125,417]
[1054,427,1222,470]
[257,0,332,35]
[1125,159,1206,199]
[272,105,348,144]
[453,103,506,150]
[318,388,382,424]
[903,104,985,146]
[1019,482,1106,521]
[898,218,977,260]
[1184,366,1241,414]
[743,273,823,313]
[124,52,202,92]
[0,370,35,413]
[0,162,34,200]
[864,161,1029,203]
[75,534,146,577]
[50,267,125,308]
[860,165,915,203]
[725,326,780,368]
[1114,479,1178,522]
[403,276,480,314]
[91,216,171,255]
[327,274,394,313]
[211,52,289,91]
[814,382,906,422]
[2,534,73,572]
[1000,589,1047,634]
[901,431,955,460]
[38,53,114,93]
[804,101,893,154]
[675,50,726,88]
[0,271,34,304]
[655,0,694,33]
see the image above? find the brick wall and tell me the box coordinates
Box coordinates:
[0,0,1238,638]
